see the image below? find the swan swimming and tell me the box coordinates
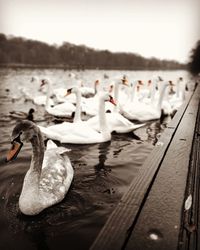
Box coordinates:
[38,91,116,144]
[6,120,74,216]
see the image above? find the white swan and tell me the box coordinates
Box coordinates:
[80,79,100,98]
[35,78,75,117]
[120,81,169,122]
[38,91,116,144]
[80,80,101,116]
[32,79,55,106]
[107,79,129,112]
[44,81,76,118]
[87,80,144,133]
[169,77,186,111]
[6,120,74,216]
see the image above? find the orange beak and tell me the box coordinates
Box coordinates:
[109,96,117,106]
[122,79,129,86]
[6,140,23,162]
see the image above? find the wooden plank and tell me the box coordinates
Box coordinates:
[125,85,200,250]
[90,89,196,250]
[168,92,193,129]
[178,101,200,250]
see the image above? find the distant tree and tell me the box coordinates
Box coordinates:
[188,40,200,76]
[0,33,186,70]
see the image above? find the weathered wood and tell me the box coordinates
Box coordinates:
[125,84,200,250]
[178,100,200,250]
[90,88,198,250]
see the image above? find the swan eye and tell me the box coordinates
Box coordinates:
[12,132,22,144]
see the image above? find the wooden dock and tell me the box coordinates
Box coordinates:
[90,83,200,250]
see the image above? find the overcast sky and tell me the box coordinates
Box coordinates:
[0,0,199,63]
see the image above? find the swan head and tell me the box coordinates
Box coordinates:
[152,75,162,82]
[65,86,79,96]
[121,76,129,86]
[148,80,152,86]
[6,121,40,162]
[95,79,100,86]
[169,80,175,86]
[178,77,183,82]
[40,77,50,88]
[100,92,116,106]
[138,80,143,86]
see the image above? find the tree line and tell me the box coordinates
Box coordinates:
[0,33,186,70]
[188,40,200,76]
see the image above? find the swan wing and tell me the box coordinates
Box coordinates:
[39,144,74,206]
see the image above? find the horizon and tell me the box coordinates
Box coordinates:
[0,0,199,63]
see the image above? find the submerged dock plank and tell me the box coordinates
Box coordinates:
[90,84,200,250]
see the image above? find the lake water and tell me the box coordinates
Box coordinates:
[0,68,191,250]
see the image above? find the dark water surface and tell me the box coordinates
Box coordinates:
[0,68,188,249]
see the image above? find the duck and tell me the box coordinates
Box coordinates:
[9,108,35,121]
[6,120,74,216]
[38,91,116,144]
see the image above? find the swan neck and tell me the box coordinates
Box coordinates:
[99,98,109,137]
[130,82,136,102]
[94,82,99,95]
[45,81,51,108]
[157,84,168,109]
[176,80,180,98]
[30,130,45,174]
[74,90,82,123]
[114,82,119,111]
[150,80,157,104]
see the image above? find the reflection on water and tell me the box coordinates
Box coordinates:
[0,68,188,249]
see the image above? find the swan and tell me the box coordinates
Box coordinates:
[169,77,186,111]
[38,91,116,144]
[32,79,55,106]
[80,79,100,98]
[80,80,101,116]
[87,80,145,133]
[86,111,144,134]
[6,120,74,216]
[120,81,169,122]
[39,79,75,118]
[107,79,130,112]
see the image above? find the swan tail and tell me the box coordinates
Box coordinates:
[47,140,71,154]
[46,139,58,149]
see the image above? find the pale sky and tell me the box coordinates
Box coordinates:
[0,0,199,63]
